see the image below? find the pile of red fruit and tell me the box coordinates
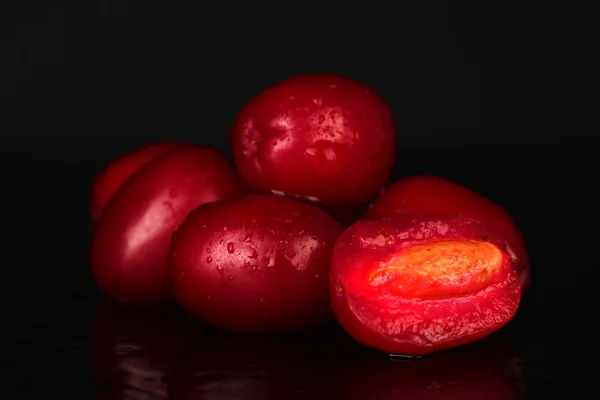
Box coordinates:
[89,73,529,356]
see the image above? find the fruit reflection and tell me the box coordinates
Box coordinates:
[165,323,351,399]
[334,334,527,400]
[89,301,526,399]
[89,301,196,399]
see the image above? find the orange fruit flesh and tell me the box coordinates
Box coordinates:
[368,240,504,299]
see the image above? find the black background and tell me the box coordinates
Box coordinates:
[1,2,596,398]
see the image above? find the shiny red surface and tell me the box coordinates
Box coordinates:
[90,142,187,222]
[364,175,531,290]
[330,214,521,356]
[230,73,396,206]
[90,147,248,305]
[169,194,344,333]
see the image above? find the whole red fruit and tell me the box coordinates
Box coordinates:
[330,213,521,356]
[230,73,397,206]
[90,147,248,305]
[169,194,344,333]
[364,175,531,290]
[90,142,187,222]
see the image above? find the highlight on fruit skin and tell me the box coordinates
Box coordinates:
[90,142,188,222]
[363,175,531,290]
[330,213,521,356]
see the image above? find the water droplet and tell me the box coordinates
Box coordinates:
[285,250,297,259]
[311,235,318,240]
[298,229,305,235]
[305,146,317,156]
[315,274,319,278]
[244,232,253,242]
[313,98,322,106]
[206,256,213,263]
[285,219,292,224]
[216,265,224,274]
[227,273,236,281]
[227,242,235,253]
[205,248,211,253]
[242,261,251,270]
[279,239,289,245]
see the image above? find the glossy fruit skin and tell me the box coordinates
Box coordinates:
[330,213,521,356]
[364,175,531,290]
[230,73,397,206]
[169,194,344,333]
[90,147,248,305]
[90,142,187,222]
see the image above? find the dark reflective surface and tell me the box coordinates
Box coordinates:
[2,147,591,398]
[89,301,527,399]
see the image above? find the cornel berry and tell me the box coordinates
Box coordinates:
[169,194,344,333]
[230,73,397,207]
[90,147,248,305]
[330,213,521,356]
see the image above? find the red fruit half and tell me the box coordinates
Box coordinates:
[90,147,248,305]
[90,142,187,222]
[364,176,531,290]
[230,73,397,206]
[169,194,344,333]
[330,213,521,356]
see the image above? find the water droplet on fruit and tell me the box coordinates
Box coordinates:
[313,98,322,106]
[335,284,343,296]
[227,273,236,281]
[311,235,318,240]
[247,248,259,259]
[216,265,224,274]
[279,239,289,245]
[285,250,296,259]
[227,242,235,253]
[206,256,212,263]
[205,248,211,253]
[244,232,253,242]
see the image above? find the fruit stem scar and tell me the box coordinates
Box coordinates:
[368,239,504,298]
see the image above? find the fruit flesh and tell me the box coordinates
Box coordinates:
[368,240,504,299]
[363,176,531,290]
[330,214,521,356]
